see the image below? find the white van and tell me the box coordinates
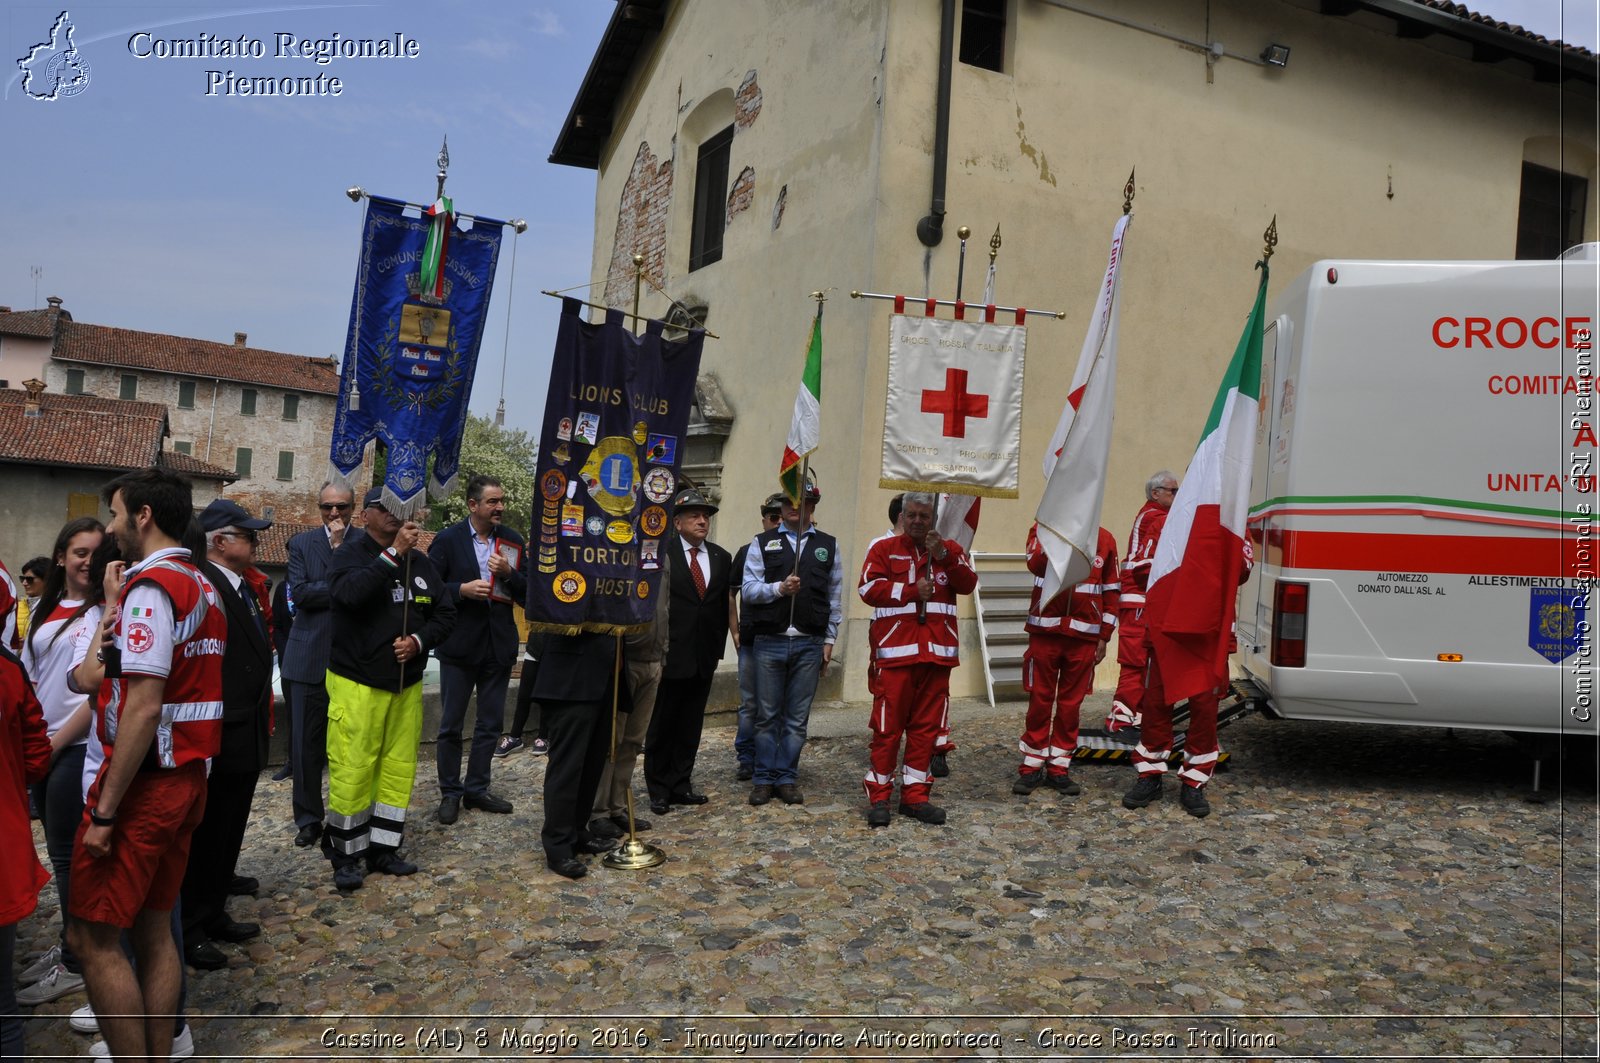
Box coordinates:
[1235,245,1598,738]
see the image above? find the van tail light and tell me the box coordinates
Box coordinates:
[1272,581,1308,667]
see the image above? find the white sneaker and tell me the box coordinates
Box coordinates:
[17,944,62,984]
[91,1023,193,1059]
[15,963,84,1005]
[70,1004,98,1034]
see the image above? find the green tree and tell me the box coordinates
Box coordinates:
[423,414,539,535]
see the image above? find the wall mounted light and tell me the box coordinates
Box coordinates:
[1260,43,1291,67]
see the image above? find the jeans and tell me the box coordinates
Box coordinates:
[734,643,757,771]
[436,658,511,798]
[751,635,824,786]
[29,743,86,974]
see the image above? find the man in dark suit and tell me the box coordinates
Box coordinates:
[533,631,620,879]
[180,499,274,970]
[269,575,293,781]
[280,482,363,849]
[644,487,733,816]
[426,475,524,823]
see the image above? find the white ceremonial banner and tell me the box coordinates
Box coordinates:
[881,314,1026,497]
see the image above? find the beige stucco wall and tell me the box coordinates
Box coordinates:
[583,0,1599,704]
[0,334,52,388]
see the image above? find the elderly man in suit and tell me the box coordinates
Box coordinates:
[426,475,525,823]
[280,482,363,849]
[180,499,274,970]
[644,487,733,816]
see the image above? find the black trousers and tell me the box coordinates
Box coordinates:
[644,672,715,801]
[180,767,259,943]
[539,697,610,862]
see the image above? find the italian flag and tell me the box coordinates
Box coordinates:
[779,307,823,504]
[419,196,453,300]
[1143,260,1268,704]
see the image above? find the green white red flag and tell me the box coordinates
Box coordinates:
[419,196,453,300]
[779,304,823,504]
[1143,259,1269,703]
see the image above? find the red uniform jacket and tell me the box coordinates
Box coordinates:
[859,534,978,669]
[1025,525,1120,643]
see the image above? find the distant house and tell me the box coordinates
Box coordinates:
[0,383,236,577]
[0,298,346,525]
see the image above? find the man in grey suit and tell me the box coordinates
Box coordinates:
[280,482,362,848]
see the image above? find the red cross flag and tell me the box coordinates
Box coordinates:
[881,314,1025,497]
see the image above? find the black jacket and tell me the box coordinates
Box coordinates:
[198,559,273,772]
[426,519,527,667]
[663,535,732,680]
[327,535,456,689]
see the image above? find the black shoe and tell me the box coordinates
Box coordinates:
[206,918,260,943]
[748,784,774,806]
[270,764,292,782]
[1180,784,1212,818]
[227,875,259,896]
[930,752,950,778]
[588,817,623,840]
[294,823,322,848]
[866,801,892,828]
[1122,774,1164,809]
[577,836,619,855]
[669,790,708,806]
[736,764,754,781]
[648,797,671,816]
[333,863,366,891]
[464,792,513,814]
[775,783,804,805]
[613,814,650,833]
[184,941,227,971]
[437,795,461,825]
[1046,772,1081,796]
[1012,768,1044,795]
[898,801,947,825]
[548,857,587,880]
[367,852,418,876]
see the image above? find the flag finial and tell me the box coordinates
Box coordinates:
[1261,215,1278,263]
[989,224,1002,264]
[1123,168,1136,215]
[436,136,450,199]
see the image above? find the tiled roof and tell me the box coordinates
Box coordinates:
[160,450,238,483]
[253,519,436,568]
[1419,0,1596,57]
[0,306,67,339]
[0,390,168,471]
[53,320,340,396]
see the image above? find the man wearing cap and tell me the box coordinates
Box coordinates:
[321,488,456,890]
[427,474,523,825]
[643,487,733,816]
[180,499,275,969]
[729,494,784,780]
[1107,470,1178,733]
[741,481,842,807]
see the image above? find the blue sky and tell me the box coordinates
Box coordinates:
[3,1,1595,442]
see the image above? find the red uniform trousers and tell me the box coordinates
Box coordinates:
[864,664,949,805]
[1108,604,1148,730]
[1018,634,1097,776]
[1130,638,1221,789]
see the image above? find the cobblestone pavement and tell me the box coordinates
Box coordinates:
[17,692,1598,1061]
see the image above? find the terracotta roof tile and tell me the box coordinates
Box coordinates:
[1419,0,1596,57]
[0,307,67,339]
[53,320,340,396]
[160,450,238,483]
[253,520,436,568]
[0,390,167,471]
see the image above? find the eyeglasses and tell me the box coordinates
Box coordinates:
[1155,486,1178,495]
[319,502,353,512]
[19,574,42,585]
[219,530,258,544]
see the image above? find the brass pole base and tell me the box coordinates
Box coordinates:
[602,838,665,870]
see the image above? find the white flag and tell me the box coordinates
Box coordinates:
[1035,213,1130,607]
[936,493,981,551]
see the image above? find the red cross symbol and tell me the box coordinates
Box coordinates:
[921,367,990,438]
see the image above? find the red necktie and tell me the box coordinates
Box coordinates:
[690,545,707,599]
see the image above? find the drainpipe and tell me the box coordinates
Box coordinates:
[916,0,957,248]
[206,378,219,461]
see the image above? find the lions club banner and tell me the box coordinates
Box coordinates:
[526,298,706,634]
[329,196,503,515]
[881,314,1026,497]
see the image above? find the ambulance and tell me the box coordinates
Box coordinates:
[1235,244,1598,738]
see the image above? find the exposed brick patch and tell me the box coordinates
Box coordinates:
[726,166,756,223]
[605,142,674,308]
[734,70,762,130]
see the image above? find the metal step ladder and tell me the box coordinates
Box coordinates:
[971,552,1032,706]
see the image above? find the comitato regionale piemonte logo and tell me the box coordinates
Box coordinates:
[17,10,91,101]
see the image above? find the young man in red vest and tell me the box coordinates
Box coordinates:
[69,467,225,1062]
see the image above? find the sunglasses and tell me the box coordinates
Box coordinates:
[219,530,258,544]
[319,502,354,512]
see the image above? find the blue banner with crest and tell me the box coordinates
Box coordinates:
[328,196,502,515]
[1529,586,1584,663]
[526,299,705,634]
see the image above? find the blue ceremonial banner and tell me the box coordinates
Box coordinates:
[527,298,705,634]
[329,196,503,515]
[1529,586,1584,663]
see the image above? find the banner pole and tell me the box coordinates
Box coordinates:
[955,225,970,303]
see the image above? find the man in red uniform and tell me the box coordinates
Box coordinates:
[858,493,977,827]
[1106,471,1178,733]
[1013,524,1119,796]
[68,467,225,1061]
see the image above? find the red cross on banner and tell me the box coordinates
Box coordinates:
[921,367,990,438]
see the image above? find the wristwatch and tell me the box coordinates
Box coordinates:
[88,805,117,826]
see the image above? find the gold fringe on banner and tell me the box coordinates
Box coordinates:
[876,478,1019,500]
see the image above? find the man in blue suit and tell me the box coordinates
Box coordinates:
[427,475,525,823]
[280,482,363,849]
